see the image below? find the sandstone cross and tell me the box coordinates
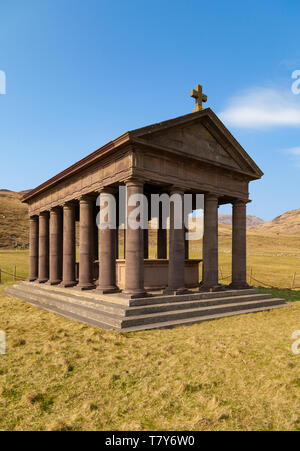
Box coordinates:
[190,84,207,112]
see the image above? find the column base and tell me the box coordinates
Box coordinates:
[59,281,77,288]
[163,287,190,296]
[46,280,62,286]
[228,282,251,290]
[76,282,96,291]
[96,285,120,295]
[38,279,48,284]
[200,284,225,292]
[122,290,149,299]
[27,277,37,282]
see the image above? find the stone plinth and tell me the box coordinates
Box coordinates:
[115,259,201,291]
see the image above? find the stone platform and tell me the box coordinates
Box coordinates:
[5,282,287,332]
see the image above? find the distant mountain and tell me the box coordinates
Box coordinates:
[219,214,265,228]
[0,190,29,248]
[250,209,300,235]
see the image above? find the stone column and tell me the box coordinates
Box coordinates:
[123,179,147,298]
[157,202,167,259]
[38,211,49,283]
[115,195,119,260]
[61,202,76,287]
[97,188,118,294]
[164,188,187,295]
[93,203,99,262]
[144,194,150,259]
[49,207,63,285]
[185,226,189,260]
[28,216,39,281]
[202,194,219,290]
[144,228,149,259]
[78,196,95,290]
[229,200,249,289]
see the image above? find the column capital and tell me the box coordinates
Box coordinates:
[63,200,77,208]
[29,214,39,221]
[50,206,62,213]
[124,177,145,188]
[98,186,118,195]
[232,199,251,207]
[39,210,50,217]
[205,193,219,201]
[169,186,185,196]
[78,194,95,204]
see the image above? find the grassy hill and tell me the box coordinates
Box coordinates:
[219,214,265,227]
[0,190,29,249]
[251,208,300,235]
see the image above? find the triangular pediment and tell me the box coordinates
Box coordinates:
[131,109,263,178]
[141,122,241,170]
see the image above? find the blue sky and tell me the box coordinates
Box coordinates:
[0,0,300,221]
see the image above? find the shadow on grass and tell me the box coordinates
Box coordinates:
[258,287,300,302]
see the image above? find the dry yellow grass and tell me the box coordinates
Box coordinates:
[0,244,300,430]
[0,282,300,431]
[251,208,300,235]
[0,191,28,249]
[2,223,300,288]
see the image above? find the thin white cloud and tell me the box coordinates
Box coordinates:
[282,146,300,168]
[219,87,300,128]
[284,146,300,155]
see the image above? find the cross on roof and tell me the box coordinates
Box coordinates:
[190,84,207,112]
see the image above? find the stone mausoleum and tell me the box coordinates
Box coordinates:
[7,86,286,331]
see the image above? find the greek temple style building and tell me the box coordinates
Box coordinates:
[7,89,286,331]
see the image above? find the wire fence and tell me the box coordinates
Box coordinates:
[1,264,300,291]
[0,267,26,284]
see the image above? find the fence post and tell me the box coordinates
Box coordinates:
[249,267,253,285]
[291,272,296,290]
[13,266,17,282]
[220,266,223,280]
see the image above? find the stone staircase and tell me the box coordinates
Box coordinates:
[5,282,287,332]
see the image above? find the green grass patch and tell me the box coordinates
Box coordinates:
[258,287,300,303]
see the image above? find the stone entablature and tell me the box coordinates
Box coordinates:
[25,109,261,216]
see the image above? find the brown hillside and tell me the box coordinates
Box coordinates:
[0,190,29,248]
[251,208,300,235]
[219,214,265,227]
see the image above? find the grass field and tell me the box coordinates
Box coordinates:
[0,281,300,431]
[0,191,28,249]
[0,244,300,430]
[2,224,300,289]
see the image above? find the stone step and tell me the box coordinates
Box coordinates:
[126,293,273,316]
[5,287,123,328]
[4,287,287,333]
[5,284,287,332]
[128,288,259,306]
[6,292,114,330]
[8,283,273,318]
[9,283,127,316]
[18,281,259,308]
[121,304,287,332]
[119,298,286,328]
[20,281,129,306]
[12,286,283,329]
